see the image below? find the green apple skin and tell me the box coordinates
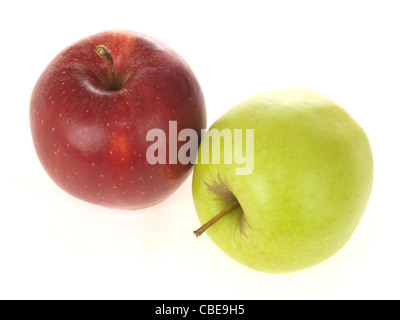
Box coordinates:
[192,88,373,273]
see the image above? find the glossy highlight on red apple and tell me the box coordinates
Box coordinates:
[30,30,207,209]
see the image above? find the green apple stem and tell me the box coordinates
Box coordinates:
[193,200,240,238]
[95,45,118,90]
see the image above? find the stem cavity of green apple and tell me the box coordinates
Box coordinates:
[95,45,119,90]
[193,200,240,237]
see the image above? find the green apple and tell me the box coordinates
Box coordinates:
[192,88,373,273]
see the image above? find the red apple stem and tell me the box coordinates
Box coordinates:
[95,45,118,90]
[193,200,240,238]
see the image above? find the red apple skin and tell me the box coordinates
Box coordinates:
[30,30,206,209]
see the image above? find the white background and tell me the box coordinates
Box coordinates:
[0,0,399,300]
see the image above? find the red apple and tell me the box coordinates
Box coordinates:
[30,30,206,209]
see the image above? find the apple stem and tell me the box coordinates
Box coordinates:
[95,45,118,90]
[193,200,240,238]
